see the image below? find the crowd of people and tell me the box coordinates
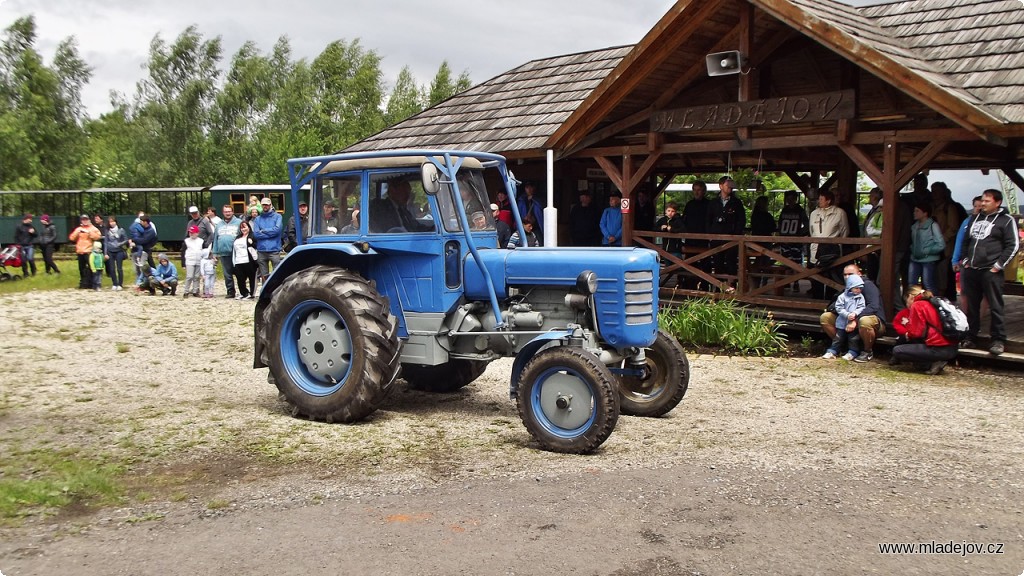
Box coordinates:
[10,194,290,301]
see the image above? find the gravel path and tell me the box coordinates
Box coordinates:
[0,288,1022,575]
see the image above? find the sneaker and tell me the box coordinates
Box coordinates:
[245,295,255,300]
[926,360,947,375]
[989,340,1004,356]
[111,286,118,291]
[821,351,837,359]
[959,339,976,349]
[841,352,856,361]
[888,355,900,366]
[853,351,873,363]
[183,292,189,298]
[235,294,244,300]
[225,294,236,299]
[170,286,176,296]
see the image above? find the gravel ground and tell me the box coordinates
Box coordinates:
[0,287,1022,575]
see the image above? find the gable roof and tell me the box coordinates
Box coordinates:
[345,46,630,155]
[350,0,1024,157]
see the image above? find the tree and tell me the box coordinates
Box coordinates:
[384,65,423,127]
[426,60,471,107]
[0,16,91,190]
[129,25,223,186]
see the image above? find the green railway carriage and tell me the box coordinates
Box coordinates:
[0,185,303,251]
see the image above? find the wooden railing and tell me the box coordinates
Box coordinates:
[633,230,881,310]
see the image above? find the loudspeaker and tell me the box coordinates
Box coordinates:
[706,51,743,76]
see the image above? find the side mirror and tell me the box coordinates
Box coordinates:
[421,163,440,196]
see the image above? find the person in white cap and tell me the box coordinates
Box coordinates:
[491,203,511,248]
[185,205,213,249]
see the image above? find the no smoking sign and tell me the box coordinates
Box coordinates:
[620,198,630,213]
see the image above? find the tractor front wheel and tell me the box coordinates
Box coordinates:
[617,329,689,417]
[516,347,619,454]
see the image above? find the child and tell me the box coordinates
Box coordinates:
[506,215,540,249]
[182,225,204,298]
[200,248,217,298]
[822,273,866,360]
[89,240,105,291]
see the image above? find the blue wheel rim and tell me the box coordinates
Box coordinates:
[279,299,354,396]
[529,366,597,439]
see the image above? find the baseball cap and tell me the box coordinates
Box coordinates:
[261,197,273,205]
[188,225,200,234]
[40,214,50,222]
[80,214,90,220]
[489,203,499,211]
[188,205,199,213]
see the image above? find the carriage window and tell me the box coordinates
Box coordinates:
[315,175,361,235]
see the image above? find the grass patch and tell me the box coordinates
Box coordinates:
[659,297,788,356]
[0,448,125,524]
[116,342,131,353]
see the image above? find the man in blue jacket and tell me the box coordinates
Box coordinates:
[213,204,243,298]
[955,189,1020,356]
[600,191,623,247]
[251,197,283,289]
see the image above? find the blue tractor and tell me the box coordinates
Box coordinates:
[253,150,689,453]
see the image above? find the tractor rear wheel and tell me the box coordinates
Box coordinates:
[516,347,619,454]
[617,329,689,417]
[263,265,401,423]
[402,359,489,393]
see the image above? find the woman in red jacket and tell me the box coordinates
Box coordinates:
[891,285,958,374]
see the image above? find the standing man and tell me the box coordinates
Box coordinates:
[682,180,711,289]
[251,197,284,290]
[14,213,38,277]
[569,190,601,246]
[213,204,242,299]
[517,182,544,244]
[69,214,101,289]
[38,214,60,274]
[185,206,214,249]
[491,203,512,248]
[777,190,810,291]
[956,189,1020,356]
[809,189,849,299]
[706,176,745,285]
[634,189,656,232]
[286,201,311,251]
[862,187,884,282]
[599,191,623,247]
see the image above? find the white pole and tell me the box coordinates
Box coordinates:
[544,149,558,246]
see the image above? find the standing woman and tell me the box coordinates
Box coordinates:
[908,202,945,293]
[39,214,60,274]
[104,216,129,290]
[232,220,259,299]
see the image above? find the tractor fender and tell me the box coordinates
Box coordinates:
[509,330,574,400]
[260,243,378,300]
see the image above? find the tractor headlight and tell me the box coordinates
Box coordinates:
[576,270,598,295]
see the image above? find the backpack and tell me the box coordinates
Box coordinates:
[928,297,969,341]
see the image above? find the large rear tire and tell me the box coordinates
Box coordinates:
[516,347,619,454]
[402,359,489,393]
[617,329,689,417]
[264,265,401,423]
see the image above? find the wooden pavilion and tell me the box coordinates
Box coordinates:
[347,0,1024,341]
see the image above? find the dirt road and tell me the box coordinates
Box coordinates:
[0,289,1022,575]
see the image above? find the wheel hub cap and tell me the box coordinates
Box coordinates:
[296,308,352,383]
[539,372,594,430]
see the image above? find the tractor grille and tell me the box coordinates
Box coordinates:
[623,270,655,325]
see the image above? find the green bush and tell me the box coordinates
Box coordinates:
[659,297,788,356]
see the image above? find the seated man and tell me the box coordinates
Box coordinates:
[819,263,886,363]
[369,179,433,233]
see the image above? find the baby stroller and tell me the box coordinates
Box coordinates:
[0,244,23,281]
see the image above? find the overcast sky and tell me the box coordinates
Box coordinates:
[0,0,1007,203]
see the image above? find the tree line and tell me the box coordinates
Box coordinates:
[0,16,471,191]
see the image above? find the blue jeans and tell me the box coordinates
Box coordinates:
[218,254,235,296]
[908,260,937,293]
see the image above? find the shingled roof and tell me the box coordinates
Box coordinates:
[349,0,1024,156]
[346,46,631,155]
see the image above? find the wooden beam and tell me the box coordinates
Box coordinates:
[1001,167,1024,192]
[594,156,624,192]
[879,138,899,321]
[894,141,948,191]
[627,151,663,194]
[838,143,883,186]
[561,108,653,159]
